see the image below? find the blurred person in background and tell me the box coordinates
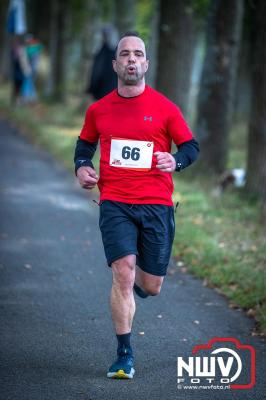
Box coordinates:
[21,34,42,102]
[86,24,118,100]
[10,35,31,105]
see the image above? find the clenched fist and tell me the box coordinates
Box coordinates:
[77,166,99,190]
[154,152,176,172]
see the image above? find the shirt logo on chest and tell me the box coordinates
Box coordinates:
[144,116,153,122]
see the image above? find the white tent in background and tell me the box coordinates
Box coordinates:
[7,0,27,35]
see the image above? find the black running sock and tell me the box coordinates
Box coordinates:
[116,332,131,350]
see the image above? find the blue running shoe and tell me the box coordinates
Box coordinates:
[107,346,135,379]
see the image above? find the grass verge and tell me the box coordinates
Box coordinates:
[1,84,265,335]
[172,176,266,335]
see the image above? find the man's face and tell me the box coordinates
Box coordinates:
[112,36,149,85]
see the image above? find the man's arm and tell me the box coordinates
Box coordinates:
[172,138,200,171]
[155,138,200,173]
[74,136,99,189]
[74,136,98,173]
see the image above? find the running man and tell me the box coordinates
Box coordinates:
[74,33,199,379]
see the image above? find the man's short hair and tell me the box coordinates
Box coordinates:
[114,31,146,59]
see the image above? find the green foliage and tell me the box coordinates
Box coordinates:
[68,0,92,36]
[172,177,266,333]
[191,0,211,17]
[136,0,157,43]
[101,0,115,21]
[228,121,248,169]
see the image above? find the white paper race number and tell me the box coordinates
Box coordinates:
[110,138,154,170]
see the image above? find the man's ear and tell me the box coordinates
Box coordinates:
[112,60,117,72]
[145,60,149,72]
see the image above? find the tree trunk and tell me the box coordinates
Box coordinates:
[114,0,136,37]
[156,0,197,117]
[196,0,244,174]
[0,0,10,81]
[79,0,102,94]
[145,0,159,88]
[233,21,252,123]
[46,0,70,101]
[26,0,51,46]
[245,0,266,207]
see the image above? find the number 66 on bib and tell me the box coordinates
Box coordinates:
[110,138,154,170]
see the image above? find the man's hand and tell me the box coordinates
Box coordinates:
[154,152,176,172]
[76,166,99,189]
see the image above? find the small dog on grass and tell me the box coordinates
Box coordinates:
[212,168,246,196]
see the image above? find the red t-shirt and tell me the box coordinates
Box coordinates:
[80,85,193,205]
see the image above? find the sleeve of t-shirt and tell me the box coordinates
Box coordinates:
[80,105,99,142]
[167,105,194,146]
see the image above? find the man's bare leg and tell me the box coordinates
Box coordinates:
[107,254,136,378]
[110,254,136,334]
[135,265,164,296]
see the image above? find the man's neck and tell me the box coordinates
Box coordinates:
[117,80,146,98]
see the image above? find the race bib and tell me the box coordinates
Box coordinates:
[110,138,154,170]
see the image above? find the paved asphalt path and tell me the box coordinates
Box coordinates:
[0,119,265,400]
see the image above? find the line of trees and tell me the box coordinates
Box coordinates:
[0,0,265,221]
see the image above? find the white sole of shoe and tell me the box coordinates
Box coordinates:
[107,368,135,379]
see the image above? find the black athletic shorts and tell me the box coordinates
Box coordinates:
[99,200,175,276]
